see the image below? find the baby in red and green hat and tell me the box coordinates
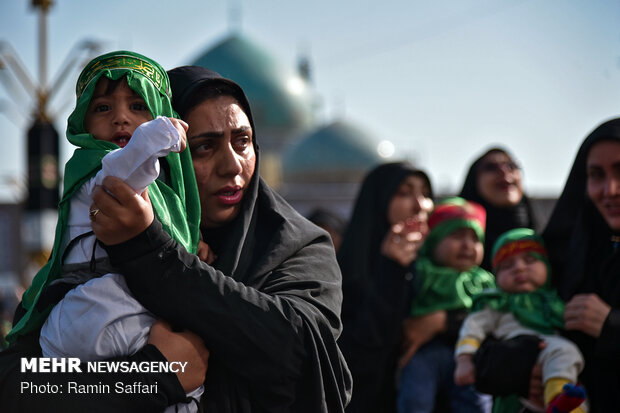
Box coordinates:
[454,228,586,413]
[398,197,496,413]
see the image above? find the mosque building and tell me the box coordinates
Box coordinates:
[281,119,384,217]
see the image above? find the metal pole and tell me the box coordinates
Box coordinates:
[38,5,47,89]
[33,0,53,121]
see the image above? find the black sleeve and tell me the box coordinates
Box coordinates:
[596,307,620,360]
[0,337,186,413]
[473,334,542,397]
[104,219,344,390]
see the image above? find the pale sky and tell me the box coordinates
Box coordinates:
[1,0,620,202]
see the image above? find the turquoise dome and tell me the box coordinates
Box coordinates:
[191,34,315,150]
[283,120,384,182]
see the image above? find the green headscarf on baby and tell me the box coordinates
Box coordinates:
[8,51,201,343]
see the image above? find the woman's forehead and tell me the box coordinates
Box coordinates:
[481,151,511,163]
[587,139,620,165]
[400,174,429,192]
[187,96,251,130]
[189,95,243,116]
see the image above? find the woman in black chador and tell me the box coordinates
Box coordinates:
[541,118,620,412]
[338,162,434,413]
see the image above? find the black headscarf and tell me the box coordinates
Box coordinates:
[542,118,620,412]
[338,163,432,300]
[338,162,432,413]
[168,66,259,277]
[459,147,536,270]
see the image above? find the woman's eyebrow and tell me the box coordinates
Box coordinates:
[189,126,251,141]
[189,131,224,140]
[232,126,252,135]
[586,162,620,169]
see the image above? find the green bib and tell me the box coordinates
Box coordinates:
[471,287,565,335]
[411,257,496,316]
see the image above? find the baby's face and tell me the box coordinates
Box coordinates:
[495,251,547,293]
[83,78,152,148]
[433,227,483,272]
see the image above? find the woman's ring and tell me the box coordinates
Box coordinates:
[89,208,100,221]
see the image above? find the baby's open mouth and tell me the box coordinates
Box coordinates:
[112,132,131,148]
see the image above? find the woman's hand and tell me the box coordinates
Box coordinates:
[197,240,217,264]
[381,219,427,268]
[91,176,154,245]
[398,310,447,367]
[564,293,611,337]
[148,320,210,392]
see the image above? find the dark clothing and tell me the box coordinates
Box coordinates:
[338,163,432,413]
[473,335,542,398]
[542,119,620,412]
[459,148,536,270]
[341,256,414,413]
[104,186,351,412]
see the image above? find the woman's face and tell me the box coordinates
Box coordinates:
[387,175,434,227]
[476,152,523,207]
[186,95,256,228]
[586,140,620,231]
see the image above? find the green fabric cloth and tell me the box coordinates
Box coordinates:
[471,284,565,335]
[410,257,496,316]
[491,394,523,413]
[7,51,201,344]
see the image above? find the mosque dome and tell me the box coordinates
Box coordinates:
[282,119,385,183]
[190,33,315,152]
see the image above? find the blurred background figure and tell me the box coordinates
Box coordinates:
[542,118,620,412]
[459,147,537,270]
[0,285,19,349]
[307,207,347,252]
[338,162,433,413]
